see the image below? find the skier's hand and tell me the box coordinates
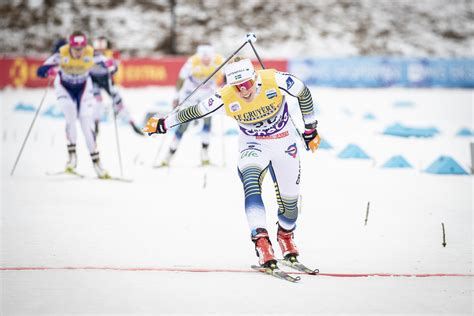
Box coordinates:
[104,59,115,68]
[302,128,320,152]
[47,67,58,78]
[143,117,167,135]
[104,59,118,74]
[37,65,56,78]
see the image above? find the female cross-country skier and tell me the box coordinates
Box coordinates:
[37,31,113,178]
[144,57,320,270]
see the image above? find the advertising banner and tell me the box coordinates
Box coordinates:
[0,57,288,89]
[289,57,474,88]
[5,56,471,88]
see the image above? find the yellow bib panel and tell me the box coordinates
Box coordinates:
[102,49,114,59]
[221,69,283,124]
[59,45,95,75]
[190,54,224,83]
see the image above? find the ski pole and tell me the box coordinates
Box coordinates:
[248,36,307,149]
[220,116,227,168]
[112,104,124,177]
[109,77,124,177]
[10,76,53,176]
[248,36,265,70]
[152,130,168,166]
[166,36,253,118]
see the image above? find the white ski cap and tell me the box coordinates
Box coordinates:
[197,45,214,57]
[224,58,256,85]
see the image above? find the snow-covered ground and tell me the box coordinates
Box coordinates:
[0,86,473,315]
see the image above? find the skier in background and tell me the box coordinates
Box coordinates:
[158,44,224,167]
[90,36,144,136]
[144,57,320,270]
[37,31,112,179]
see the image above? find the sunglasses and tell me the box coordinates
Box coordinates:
[233,79,255,92]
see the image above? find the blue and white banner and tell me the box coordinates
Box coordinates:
[289,58,474,88]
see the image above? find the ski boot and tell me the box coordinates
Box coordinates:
[277,224,299,263]
[91,152,110,179]
[201,143,210,166]
[65,144,77,173]
[252,228,277,268]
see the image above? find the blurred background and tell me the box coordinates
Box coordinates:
[1,0,473,89]
[1,0,473,57]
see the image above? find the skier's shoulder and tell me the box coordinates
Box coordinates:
[274,71,304,94]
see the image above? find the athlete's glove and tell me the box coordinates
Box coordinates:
[47,67,57,77]
[142,116,167,135]
[104,59,118,74]
[302,128,320,152]
[37,65,57,78]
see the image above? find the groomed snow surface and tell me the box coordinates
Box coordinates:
[1,86,473,315]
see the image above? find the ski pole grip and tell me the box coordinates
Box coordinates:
[245,33,257,43]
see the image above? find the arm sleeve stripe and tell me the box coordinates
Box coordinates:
[297,86,314,116]
[169,104,224,128]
